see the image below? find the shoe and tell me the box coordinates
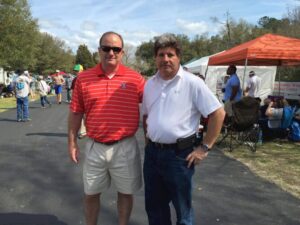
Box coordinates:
[49,103,52,107]
[23,118,32,122]
[58,102,62,104]
[17,119,22,122]
[41,106,46,109]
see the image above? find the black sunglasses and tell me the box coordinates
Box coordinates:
[100,46,122,53]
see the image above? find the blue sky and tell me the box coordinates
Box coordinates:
[28,0,300,53]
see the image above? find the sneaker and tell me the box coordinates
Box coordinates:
[17,119,22,122]
[41,106,46,109]
[58,102,62,104]
[23,118,32,122]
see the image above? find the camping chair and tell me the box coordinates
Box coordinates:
[218,97,261,152]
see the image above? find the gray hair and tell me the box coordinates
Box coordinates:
[154,33,181,57]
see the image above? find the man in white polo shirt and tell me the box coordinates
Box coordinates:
[142,33,225,225]
[245,70,261,98]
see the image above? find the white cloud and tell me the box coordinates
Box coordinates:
[80,21,99,31]
[176,19,209,35]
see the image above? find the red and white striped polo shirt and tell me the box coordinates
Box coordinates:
[70,64,145,143]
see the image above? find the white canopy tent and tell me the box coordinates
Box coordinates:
[184,54,277,102]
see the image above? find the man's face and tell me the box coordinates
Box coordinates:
[99,34,124,69]
[155,47,180,79]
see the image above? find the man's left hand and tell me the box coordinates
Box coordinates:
[186,147,208,168]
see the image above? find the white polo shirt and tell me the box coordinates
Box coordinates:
[142,66,222,143]
[246,75,261,98]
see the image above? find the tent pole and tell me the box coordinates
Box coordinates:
[242,58,248,96]
[204,65,209,79]
[278,69,281,96]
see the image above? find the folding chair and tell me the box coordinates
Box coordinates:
[218,97,261,152]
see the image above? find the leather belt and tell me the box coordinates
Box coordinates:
[149,133,197,150]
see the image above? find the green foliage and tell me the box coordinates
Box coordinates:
[75,45,96,70]
[35,33,75,75]
[0,0,39,70]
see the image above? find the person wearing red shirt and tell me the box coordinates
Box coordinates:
[68,31,145,225]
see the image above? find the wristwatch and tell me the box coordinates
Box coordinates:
[201,143,210,153]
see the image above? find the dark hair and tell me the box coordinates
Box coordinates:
[228,65,237,73]
[99,31,124,48]
[154,33,181,57]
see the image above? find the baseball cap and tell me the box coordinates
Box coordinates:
[73,64,83,72]
[249,71,255,76]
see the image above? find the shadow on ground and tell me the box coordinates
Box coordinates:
[26,132,68,137]
[0,213,67,225]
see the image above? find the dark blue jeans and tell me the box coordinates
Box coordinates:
[16,96,29,120]
[40,95,51,107]
[143,142,195,225]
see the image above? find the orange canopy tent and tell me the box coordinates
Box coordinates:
[208,33,300,66]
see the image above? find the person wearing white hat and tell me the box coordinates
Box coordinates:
[245,70,261,98]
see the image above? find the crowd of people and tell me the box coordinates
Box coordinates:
[7,65,82,122]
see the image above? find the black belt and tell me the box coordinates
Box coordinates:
[149,133,197,150]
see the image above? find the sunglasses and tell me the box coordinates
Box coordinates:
[100,46,122,53]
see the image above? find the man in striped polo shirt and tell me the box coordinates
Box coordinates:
[68,31,145,225]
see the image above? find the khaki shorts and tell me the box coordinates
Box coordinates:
[83,136,142,195]
[224,100,233,117]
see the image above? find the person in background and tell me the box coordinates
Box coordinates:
[27,72,36,100]
[65,73,73,103]
[223,65,242,117]
[52,70,65,104]
[142,33,225,225]
[71,64,86,138]
[244,70,261,98]
[293,99,300,123]
[37,76,51,108]
[68,31,145,225]
[14,69,31,122]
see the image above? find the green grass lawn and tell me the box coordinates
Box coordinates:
[0,97,17,112]
[221,140,300,198]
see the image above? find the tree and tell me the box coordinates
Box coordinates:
[92,52,99,65]
[75,44,95,70]
[0,0,40,70]
[35,32,75,75]
[122,44,136,67]
[135,41,155,76]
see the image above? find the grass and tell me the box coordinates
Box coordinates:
[0,97,17,112]
[221,140,300,198]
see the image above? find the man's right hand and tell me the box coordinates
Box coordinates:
[68,142,80,163]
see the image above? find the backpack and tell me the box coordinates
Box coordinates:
[16,81,25,90]
[288,121,300,141]
[281,106,295,129]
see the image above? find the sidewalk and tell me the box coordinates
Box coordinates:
[0,98,299,225]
